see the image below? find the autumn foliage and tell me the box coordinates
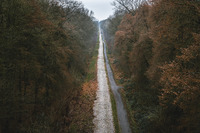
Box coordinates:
[0,0,97,132]
[103,0,200,132]
[160,34,200,132]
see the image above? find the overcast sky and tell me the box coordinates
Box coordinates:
[77,0,114,21]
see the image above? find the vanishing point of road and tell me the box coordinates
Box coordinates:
[93,26,132,133]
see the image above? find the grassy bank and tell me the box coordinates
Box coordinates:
[86,43,99,81]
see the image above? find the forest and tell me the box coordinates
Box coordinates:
[1,0,200,132]
[101,0,200,132]
[0,0,98,132]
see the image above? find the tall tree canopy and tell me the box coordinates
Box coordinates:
[0,0,98,132]
[102,0,200,132]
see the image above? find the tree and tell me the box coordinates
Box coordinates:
[160,34,200,133]
[112,0,147,14]
[102,0,200,132]
[0,0,97,132]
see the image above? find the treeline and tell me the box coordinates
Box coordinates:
[0,0,97,132]
[102,0,200,132]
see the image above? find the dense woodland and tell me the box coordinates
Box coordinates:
[101,0,200,132]
[0,0,98,132]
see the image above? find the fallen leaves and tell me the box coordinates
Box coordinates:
[65,80,98,133]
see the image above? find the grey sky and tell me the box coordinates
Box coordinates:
[78,0,114,21]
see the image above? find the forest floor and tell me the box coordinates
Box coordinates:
[65,80,98,133]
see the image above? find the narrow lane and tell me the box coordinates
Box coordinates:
[93,27,115,133]
[102,29,132,133]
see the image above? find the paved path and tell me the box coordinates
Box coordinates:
[102,29,132,133]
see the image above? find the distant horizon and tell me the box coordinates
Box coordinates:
[78,0,114,21]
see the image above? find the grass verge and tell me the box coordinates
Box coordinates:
[105,42,138,133]
[109,85,121,133]
[120,89,139,132]
[103,42,121,133]
[86,42,99,81]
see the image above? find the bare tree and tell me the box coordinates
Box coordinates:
[112,0,147,14]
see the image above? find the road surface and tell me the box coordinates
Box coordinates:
[102,29,132,133]
[93,27,115,133]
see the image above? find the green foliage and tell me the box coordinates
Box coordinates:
[86,42,99,81]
